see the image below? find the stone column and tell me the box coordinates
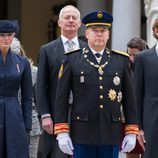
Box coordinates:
[77,0,106,35]
[144,0,158,47]
[112,0,141,52]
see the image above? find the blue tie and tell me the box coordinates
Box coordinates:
[95,53,102,58]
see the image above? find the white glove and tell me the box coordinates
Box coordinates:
[57,133,74,155]
[121,134,136,153]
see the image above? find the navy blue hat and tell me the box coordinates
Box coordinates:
[82,11,113,28]
[0,20,19,33]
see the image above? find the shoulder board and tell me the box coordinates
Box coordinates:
[64,48,81,55]
[112,49,129,57]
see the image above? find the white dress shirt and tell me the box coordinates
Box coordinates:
[155,42,158,56]
[90,48,104,63]
[61,35,80,52]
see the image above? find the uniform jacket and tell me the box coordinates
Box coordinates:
[133,46,158,158]
[0,49,32,158]
[54,47,138,145]
[36,37,87,157]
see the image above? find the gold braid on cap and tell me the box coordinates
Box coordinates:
[86,23,111,27]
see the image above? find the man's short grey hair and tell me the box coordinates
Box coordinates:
[59,5,80,20]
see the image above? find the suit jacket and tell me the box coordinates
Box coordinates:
[133,46,158,158]
[36,37,87,157]
[54,47,138,145]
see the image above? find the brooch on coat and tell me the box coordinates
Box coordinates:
[16,64,20,72]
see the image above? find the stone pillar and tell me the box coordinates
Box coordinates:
[144,0,158,47]
[77,0,106,35]
[112,0,141,52]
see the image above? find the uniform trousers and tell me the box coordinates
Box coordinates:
[73,144,119,158]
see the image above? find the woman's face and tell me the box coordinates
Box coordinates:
[0,33,15,51]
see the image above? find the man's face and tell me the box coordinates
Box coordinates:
[58,7,81,35]
[127,47,140,63]
[86,27,109,50]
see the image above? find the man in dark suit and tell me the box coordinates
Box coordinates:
[133,17,158,158]
[54,11,139,158]
[36,5,86,158]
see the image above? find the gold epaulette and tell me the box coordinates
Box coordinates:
[54,123,70,135]
[125,124,139,135]
[64,48,81,55]
[112,49,129,57]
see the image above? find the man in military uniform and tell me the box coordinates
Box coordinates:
[54,11,138,158]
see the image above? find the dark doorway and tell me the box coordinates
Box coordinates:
[0,0,7,19]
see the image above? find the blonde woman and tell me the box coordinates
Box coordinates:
[11,37,42,158]
[0,20,32,158]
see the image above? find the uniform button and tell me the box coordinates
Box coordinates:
[77,116,80,120]
[100,105,103,109]
[118,117,121,120]
[100,95,103,99]
[99,86,103,89]
[99,77,103,80]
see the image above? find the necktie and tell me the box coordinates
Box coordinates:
[95,53,102,58]
[67,40,74,52]
[67,41,74,104]
[95,53,102,63]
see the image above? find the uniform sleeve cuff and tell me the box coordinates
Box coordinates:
[54,123,70,135]
[125,124,139,135]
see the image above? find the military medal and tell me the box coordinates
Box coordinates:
[82,48,110,76]
[80,75,84,83]
[98,67,104,75]
[113,76,120,86]
[117,91,122,103]
[108,89,116,101]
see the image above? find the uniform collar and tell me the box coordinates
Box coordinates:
[90,47,104,56]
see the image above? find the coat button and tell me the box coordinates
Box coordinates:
[77,116,80,120]
[100,95,103,99]
[99,86,103,89]
[99,77,103,80]
[100,105,103,109]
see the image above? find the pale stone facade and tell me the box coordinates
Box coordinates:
[144,0,158,47]
[112,0,141,52]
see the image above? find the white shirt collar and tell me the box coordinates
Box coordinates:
[155,42,158,55]
[61,35,79,51]
[61,35,79,45]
